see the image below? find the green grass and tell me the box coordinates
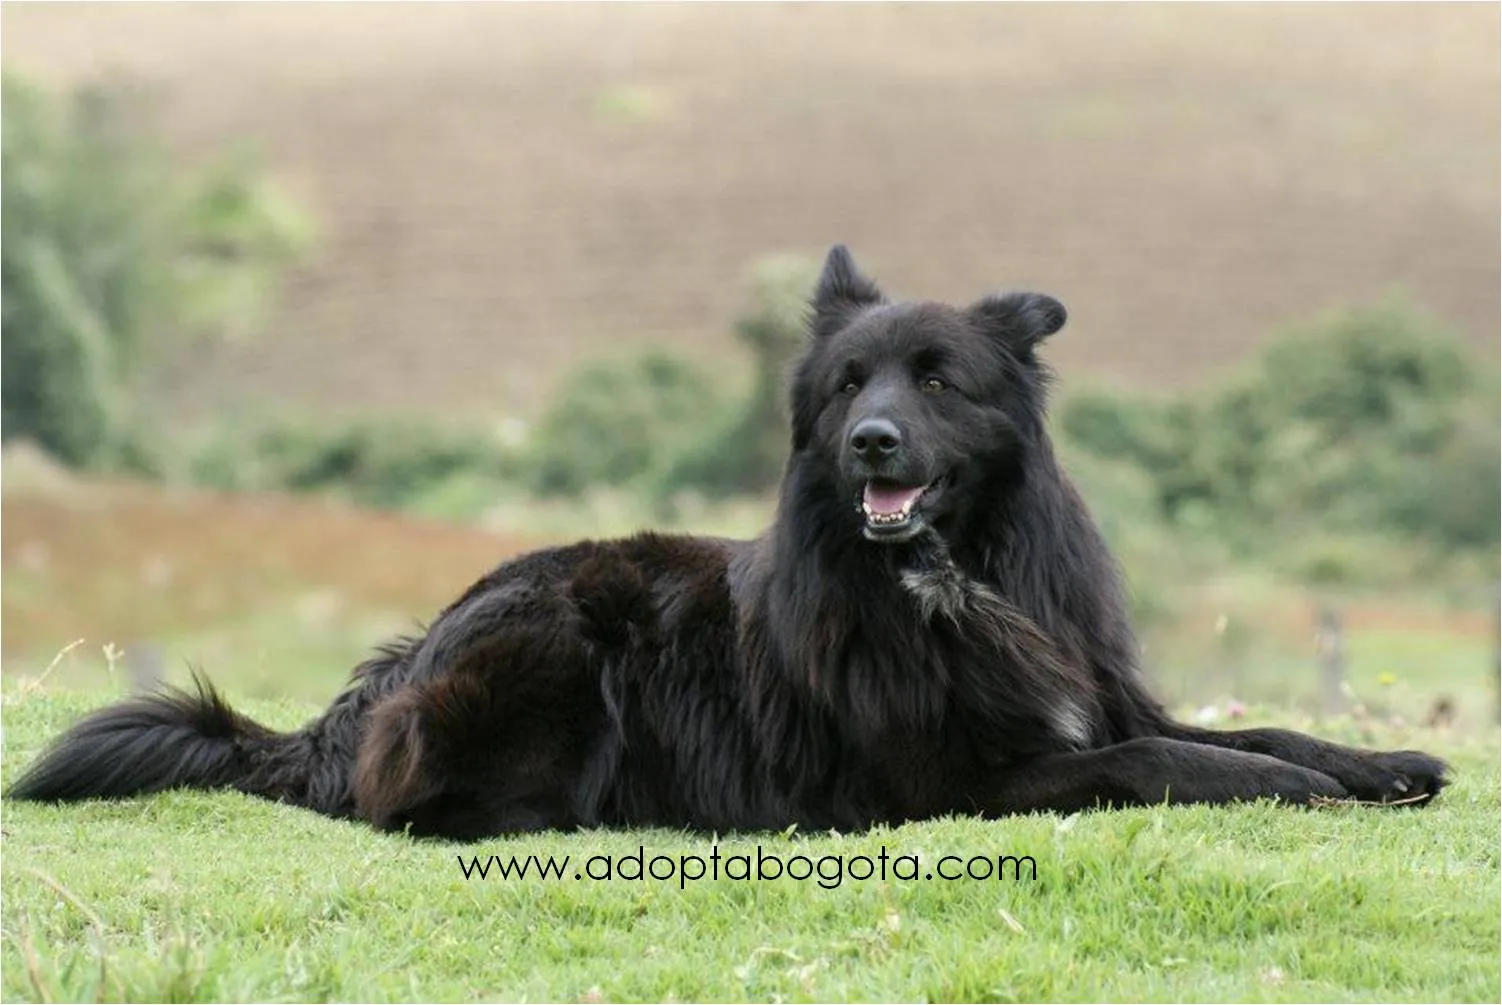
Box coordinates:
[2,689,1497,1002]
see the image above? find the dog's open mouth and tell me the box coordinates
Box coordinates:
[859,478,939,541]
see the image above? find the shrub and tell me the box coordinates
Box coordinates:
[654,254,816,499]
[525,254,819,503]
[526,351,721,497]
[1,72,310,469]
[187,416,524,516]
[1058,300,1499,555]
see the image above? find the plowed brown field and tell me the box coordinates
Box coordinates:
[4,3,1496,422]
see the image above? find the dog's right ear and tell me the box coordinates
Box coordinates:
[812,245,883,338]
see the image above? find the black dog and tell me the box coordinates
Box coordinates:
[11,247,1449,839]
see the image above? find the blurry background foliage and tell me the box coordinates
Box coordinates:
[1060,303,1501,558]
[1,72,312,473]
[2,67,1495,572]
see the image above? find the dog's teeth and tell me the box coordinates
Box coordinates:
[861,499,914,526]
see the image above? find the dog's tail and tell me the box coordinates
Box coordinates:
[8,674,335,812]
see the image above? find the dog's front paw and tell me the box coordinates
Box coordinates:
[1262,762,1348,805]
[1370,750,1450,803]
[1333,750,1450,805]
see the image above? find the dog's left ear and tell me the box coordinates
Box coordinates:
[968,292,1067,359]
[812,245,884,338]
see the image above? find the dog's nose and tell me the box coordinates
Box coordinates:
[849,418,902,462]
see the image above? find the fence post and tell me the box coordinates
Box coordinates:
[1315,605,1346,718]
[1492,581,1500,727]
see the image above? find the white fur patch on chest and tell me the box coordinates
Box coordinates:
[899,561,1094,750]
[898,564,997,624]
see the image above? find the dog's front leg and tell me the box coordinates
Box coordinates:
[976,737,1347,816]
[1156,723,1449,805]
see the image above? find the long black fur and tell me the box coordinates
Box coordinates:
[10,246,1449,839]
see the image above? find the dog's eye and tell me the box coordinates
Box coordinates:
[922,377,946,393]
[841,380,861,396]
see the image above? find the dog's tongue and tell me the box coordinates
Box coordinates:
[864,481,926,517]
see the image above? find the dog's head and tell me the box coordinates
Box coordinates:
[788,245,1066,544]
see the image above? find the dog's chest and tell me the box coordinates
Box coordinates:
[890,558,1096,753]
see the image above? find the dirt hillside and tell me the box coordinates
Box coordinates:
[4,3,1497,422]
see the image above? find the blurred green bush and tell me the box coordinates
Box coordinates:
[185,416,524,520]
[652,255,814,500]
[1,73,311,471]
[523,254,816,504]
[526,350,720,498]
[1059,301,1500,557]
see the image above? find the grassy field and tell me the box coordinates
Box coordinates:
[2,689,1496,1003]
[3,469,1497,1001]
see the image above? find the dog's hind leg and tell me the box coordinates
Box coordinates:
[977,737,1348,816]
[352,681,450,833]
[351,547,659,840]
[1153,723,1449,805]
[352,670,581,839]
